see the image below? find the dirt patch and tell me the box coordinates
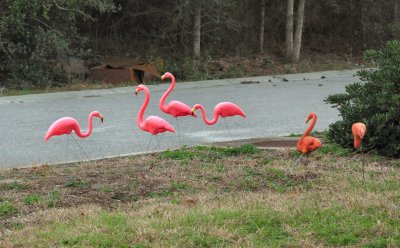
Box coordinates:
[253,139,298,148]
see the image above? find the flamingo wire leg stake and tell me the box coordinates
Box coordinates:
[67,134,69,163]
[223,118,234,141]
[71,134,90,160]
[295,154,304,164]
[175,117,182,145]
[206,121,222,156]
[145,135,153,153]
[156,135,161,150]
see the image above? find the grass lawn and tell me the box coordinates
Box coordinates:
[0,144,399,247]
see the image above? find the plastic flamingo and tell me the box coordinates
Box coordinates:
[160,72,196,143]
[44,111,104,160]
[191,102,246,140]
[352,122,366,150]
[135,84,175,150]
[352,122,367,180]
[296,112,322,160]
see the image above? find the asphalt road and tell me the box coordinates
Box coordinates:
[0,69,361,168]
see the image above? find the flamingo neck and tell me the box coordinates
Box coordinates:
[301,113,316,140]
[138,87,150,127]
[195,104,218,125]
[75,112,95,138]
[160,75,176,112]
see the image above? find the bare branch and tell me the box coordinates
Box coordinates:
[28,17,63,36]
[52,0,95,21]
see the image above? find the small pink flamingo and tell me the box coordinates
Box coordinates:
[352,122,367,180]
[160,72,196,118]
[135,84,175,150]
[296,112,322,163]
[191,102,246,140]
[352,122,366,150]
[160,72,196,143]
[296,112,322,154]
[44,111,104,160]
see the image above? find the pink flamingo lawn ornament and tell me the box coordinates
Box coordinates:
[296,112,322,163]
[352,122,366,150]
[160,72,196,144]
[44,111,104,161]
[191,102,246,140]
[135,84,175,151]
[352,122,367,180]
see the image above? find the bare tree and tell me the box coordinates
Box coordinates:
[259,0,266,53]
[394,0,400,39]
[292,0,306,63]
[286,0,294,59]
[193,1,202,58]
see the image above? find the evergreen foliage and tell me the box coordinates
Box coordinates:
[325,40,400,157]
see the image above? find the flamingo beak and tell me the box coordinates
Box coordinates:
[191,108,196,116]
[99,114,104,123]
[161,75,165,80]
[135,90,138,95]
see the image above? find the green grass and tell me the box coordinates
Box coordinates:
[316,143,352,156]
[161,148,198,160]
[45,190,61,208]
[288,205,400,246]
[171,181,187,190]
[285,133,302,137]
[65,180,90,188]
[2,145,400,247]
[0,201,17,217]
[1,181,30,190]
[163,144,259,161]
[24,194,41,205]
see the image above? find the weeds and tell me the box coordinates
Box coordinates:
[0,201,17,217]
[1,181,30,190]
[1,145,399,247]
[23,194,41,205]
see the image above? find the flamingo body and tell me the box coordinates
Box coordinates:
[297,136,322,154]
[296,112,322,154]
[214,102,246,118]
[192,102,246,125]
[44,111,103,141]
[160,72,196,117]
[136,84,175,135]
[140,116,175,135]
[352,122,366,149]
[163,100,194,117]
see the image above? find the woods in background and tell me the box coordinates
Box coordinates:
[0,0,399,88]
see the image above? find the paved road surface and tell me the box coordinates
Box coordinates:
[0,69,361,168]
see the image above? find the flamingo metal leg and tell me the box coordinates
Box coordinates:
[156,135,161,149]
[175,117,182,146]
[67,134,69,163]
[146,135,153,153]
[71,135,90,160]
[224,118,234,141]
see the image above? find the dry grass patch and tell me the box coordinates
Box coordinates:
[0,145,399,247]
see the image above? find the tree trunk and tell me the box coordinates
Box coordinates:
[286,0,294,60]
[394,0,400,39]
[292,0,306,63]
[193,2,202,58]
[259,0,266,53]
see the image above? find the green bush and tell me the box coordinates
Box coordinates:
[0,0,117,88]
[325,40,400,157]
